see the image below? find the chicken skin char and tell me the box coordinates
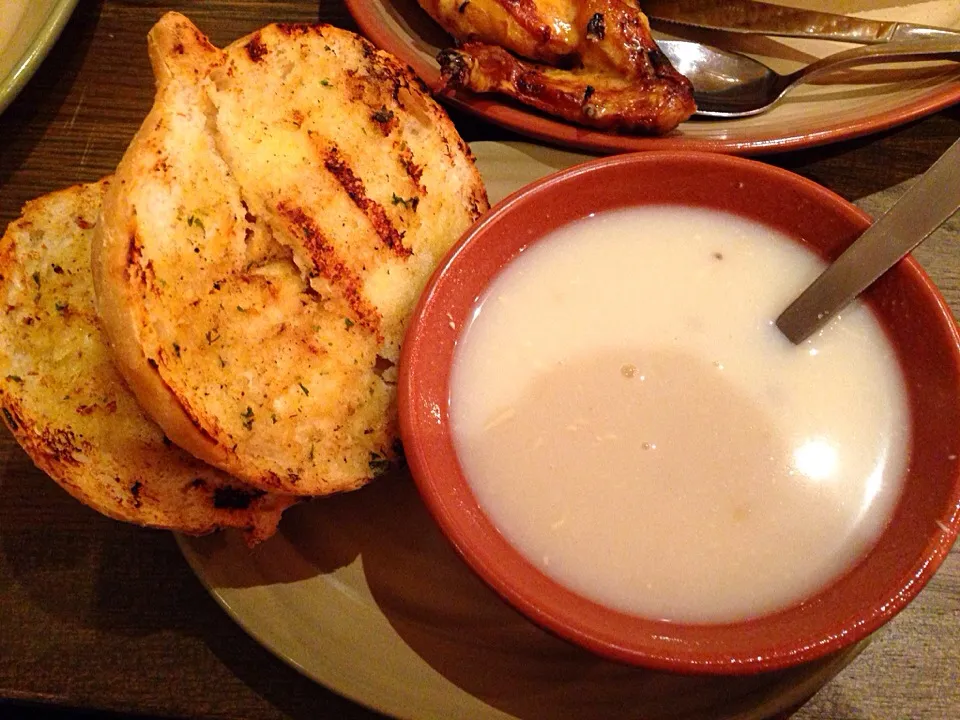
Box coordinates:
[419,0,696,133]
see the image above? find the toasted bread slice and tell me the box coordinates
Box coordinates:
[92,13,488,495]
[0,180,295,542]
[209,22,488,360]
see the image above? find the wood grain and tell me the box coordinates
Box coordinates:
[0,2,958,719]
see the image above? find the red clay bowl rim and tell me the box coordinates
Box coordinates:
[397,151,960,674]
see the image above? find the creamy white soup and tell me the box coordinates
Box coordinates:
[449,206,909,624]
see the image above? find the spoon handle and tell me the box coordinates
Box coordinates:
[784,39,960,93]
[776,137,960,344]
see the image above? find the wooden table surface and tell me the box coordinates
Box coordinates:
[1,2,958,719]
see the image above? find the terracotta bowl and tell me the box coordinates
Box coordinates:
[397,152,960,674]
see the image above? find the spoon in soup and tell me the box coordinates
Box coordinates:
[657,38,960,117]
[776,137,960,344]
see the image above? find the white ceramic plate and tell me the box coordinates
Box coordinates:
[177,141,869,720]
[0,0,79,116]
[345,0,960,155]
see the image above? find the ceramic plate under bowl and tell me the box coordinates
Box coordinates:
[177,142,871,720]
[177,478,868,720]
[0,0,79,115]
[346,0,960,155]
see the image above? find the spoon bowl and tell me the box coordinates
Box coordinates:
[658,38,960,117]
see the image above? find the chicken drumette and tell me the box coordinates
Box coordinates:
[418,0,696,133]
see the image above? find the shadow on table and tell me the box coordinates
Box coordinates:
[0,439,174,635]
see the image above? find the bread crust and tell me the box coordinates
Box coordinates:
[92,13,234,473]
[0,180,295,542]
[92,13,488,495]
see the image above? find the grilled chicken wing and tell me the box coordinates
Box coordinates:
[439,42,692,134]
[419,0,695,133]
[419,0,579,66]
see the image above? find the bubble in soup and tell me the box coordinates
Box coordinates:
[449,206,909,624]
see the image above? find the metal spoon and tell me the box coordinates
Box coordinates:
[658,38,960,118]
[776,137,960,345]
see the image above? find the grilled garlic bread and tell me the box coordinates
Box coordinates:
[0,181,294,542]
[93,14,488,496]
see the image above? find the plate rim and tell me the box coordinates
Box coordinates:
[0,0,81,116]
[345,0,960,155]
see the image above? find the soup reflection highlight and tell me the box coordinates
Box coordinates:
[449,206,909,624]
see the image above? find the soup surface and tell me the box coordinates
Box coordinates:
[449,206,909,623]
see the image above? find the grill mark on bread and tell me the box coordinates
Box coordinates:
[125,232,142,276]
[1,400,23,433]
[275,200,381,335]
[3,396,86,466]
[370,105,398,135]
[275,23,321,38]
[130,480,143,508]
[397,143,425,194]
[124,231,162,297]
[245,34,268,62]
[39,426,88,467]
[322,145,411,258]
